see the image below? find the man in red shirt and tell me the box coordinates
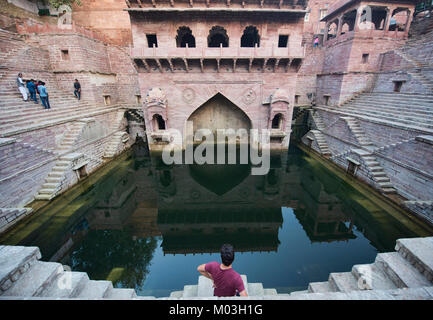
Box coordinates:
[197,244,248,297]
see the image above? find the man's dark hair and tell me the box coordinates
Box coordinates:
[220,244,234,266]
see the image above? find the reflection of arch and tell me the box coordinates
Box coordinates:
[187,93,252,134]
[176,26,196,48]
[271,113,283,129]
[160,170,172,187]
[241,26,260,47]
[208,26,229,47]
[267,169,278,185]
[189,163,251,196]
[153,114,166,130]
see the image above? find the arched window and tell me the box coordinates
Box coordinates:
[176,26,196,48]
[208,26,229,47]
[327,20,338,39]
[271,113,283,129]
[160,170,172,187]
[153,114,166,130]
[241,26,260,47]
[267,169,277,185]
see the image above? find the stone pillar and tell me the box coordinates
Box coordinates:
[336,15,344,38]
[383,7,392,34]
[404,9,413,37]
[354,6,363,32]
[323,22,330,45]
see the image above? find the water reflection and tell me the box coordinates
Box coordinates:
[0,138,425,295]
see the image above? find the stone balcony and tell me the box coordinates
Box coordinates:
[131,46,305,73]
[325,28,409,47]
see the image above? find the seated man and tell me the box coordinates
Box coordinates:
[197,244,247,297]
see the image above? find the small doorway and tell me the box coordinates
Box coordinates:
[393,81,404,92]
[153,114,166,130]
[346,158,359,176]
[271,114,283,129]
[76,165,88,180]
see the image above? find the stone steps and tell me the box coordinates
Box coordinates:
[0,208,33,232]
[364,92,433,99]
[375,252,432,288]
[0,261,63,297]
[339,106,433,126]
[38,272,89,298]
[0,106,106,127]
[357,96,433,106]
[309,130,331,156]
[0,104,94,121]
[103,131,128,158]
[0,246,41,293]
[307,281,336,293]
[317,107,433,134]
[1,237,433,300]
[169,274,283,298]
[57,122,87,152]
[395,237,433,282]
[0,106,118,137]
[77,280,113,299]
[357,151,396,193]
[328,272,360,293]
[34,154,76,200]
[290,237,433,297]
[345,102,433,115]
[342,117,374,146]
[0,142,56,180]
[351,263,398,290]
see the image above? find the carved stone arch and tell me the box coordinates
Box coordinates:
[208,26,229,47]
[267,88,290,131]
[187,93,252,136]
[176,26,196,48]
[152,114,166,130]
[143,88,168,132]
[271,113,284,129]
[241,25,260,47]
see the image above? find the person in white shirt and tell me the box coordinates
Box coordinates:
[16,73,28,101]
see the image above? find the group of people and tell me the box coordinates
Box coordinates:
[16,73,82,109]
[17,73,51,109]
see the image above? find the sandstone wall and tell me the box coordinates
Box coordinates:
[24,33,139,107]
[129,13,305,51]
[72,0,132,46]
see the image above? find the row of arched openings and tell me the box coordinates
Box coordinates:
[176,26,260,48]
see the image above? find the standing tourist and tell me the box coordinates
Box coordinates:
[38,82,51,109]
[74,79,81,100]
[197,244,247,297]
[17,73,28,101]
[26,79,38,104]
[313,37,319,48]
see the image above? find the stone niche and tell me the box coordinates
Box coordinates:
[265,88,291,147]
[143,87,170,146]
[144,87,168,131]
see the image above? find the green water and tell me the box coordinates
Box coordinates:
[1,142,431,297]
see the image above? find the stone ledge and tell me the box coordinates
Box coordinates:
[0,138,16,147]
[0,106,121,138]
[416,135,433,145]
[315,107,433,134]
